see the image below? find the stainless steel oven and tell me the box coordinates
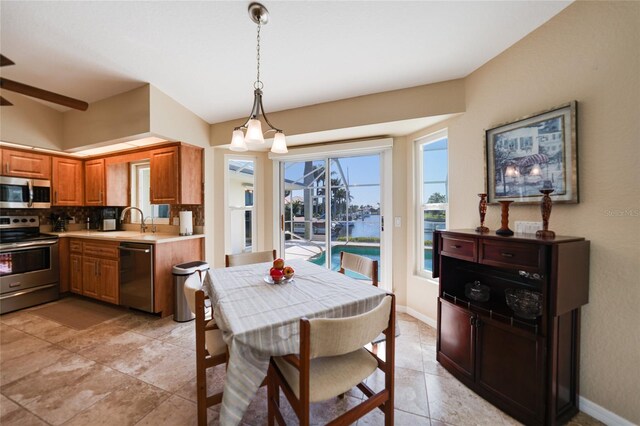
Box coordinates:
[0,176,51,209]
[0,216,59,314]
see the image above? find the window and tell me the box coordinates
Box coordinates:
[416,130,448,276]
[225,157,256,254]
[130,162,169,224]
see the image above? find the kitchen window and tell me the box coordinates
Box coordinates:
[130,162,169,224]
[416,130,448,277]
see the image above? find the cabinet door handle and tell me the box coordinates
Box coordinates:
[4,162,8,174]
[452,244,462,249]
[501,252,514,258]
[55,191,58,204]
[94,261,98,276]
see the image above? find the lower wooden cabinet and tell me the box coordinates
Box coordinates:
[62,236,204,316]
[82,256,100,298]
[70,253,83,294]
[98,258,119,304]
[68,239,120,304]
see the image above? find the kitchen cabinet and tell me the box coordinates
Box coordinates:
[1,148,51,179]
[84,159,105,206]
[434,230,590,426]
[82,257,100,298]
[84,159,128,206]
[59,234,204,315]
[70,254,83,294]
[149,145,202,205]
[52,157,84,206]
[70,240,120,304]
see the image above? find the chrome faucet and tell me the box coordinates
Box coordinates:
[120,207,148,233]
[144,216,157,233]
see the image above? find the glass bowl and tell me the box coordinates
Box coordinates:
[504,288,542,319]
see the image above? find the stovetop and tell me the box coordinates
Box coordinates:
[0,215,58,245]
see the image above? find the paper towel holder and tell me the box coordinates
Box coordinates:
[179,211,193,236]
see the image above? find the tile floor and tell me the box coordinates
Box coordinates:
[0,296,603,426]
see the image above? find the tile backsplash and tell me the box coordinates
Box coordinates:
[0,204,205,229]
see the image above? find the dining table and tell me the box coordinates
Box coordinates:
[203,258,388,426]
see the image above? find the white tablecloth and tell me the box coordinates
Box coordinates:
[203,259,387,426]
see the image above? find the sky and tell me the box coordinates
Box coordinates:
[282,137,448,207]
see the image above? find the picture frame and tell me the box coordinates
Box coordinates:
[485,101,578,204]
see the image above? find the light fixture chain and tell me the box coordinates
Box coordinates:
[255,22,263,90]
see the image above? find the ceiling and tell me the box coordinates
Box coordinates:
[1,1,571,124]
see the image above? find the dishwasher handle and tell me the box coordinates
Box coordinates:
[118,246,151,253]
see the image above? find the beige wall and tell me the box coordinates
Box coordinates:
[210,79,466,146]
[63,85,151,150]
[149,86,209,148]
[404,2,639,422]
[0,93,63,149]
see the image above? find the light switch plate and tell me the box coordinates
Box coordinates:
[172,216,180,226]
[394,217,401,227]
[515,221,542,234]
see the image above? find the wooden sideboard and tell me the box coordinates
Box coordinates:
[433,229,590,425]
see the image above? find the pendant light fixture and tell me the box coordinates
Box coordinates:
[230,2,287,154]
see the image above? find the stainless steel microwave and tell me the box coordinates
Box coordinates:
[0,176,51,209]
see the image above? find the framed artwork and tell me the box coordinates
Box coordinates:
[485,101,578,204]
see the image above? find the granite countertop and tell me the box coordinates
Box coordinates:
[46,230,205,244]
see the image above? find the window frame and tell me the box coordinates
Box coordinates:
[415,129,449,279]
[129,161,169,224]
[224,155,258,255]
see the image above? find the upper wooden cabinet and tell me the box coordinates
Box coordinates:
[52,157,84,206]
[84,159,128,206]
[1,148,51,179]
[150,145,202,205]
[85,159,105,206]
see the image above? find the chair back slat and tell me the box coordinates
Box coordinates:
[308,295,392,358]
[225,249,277,267]
[340,252,378,286]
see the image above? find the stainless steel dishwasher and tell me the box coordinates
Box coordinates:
[118,242,154,313]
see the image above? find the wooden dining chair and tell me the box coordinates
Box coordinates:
[183,272,228,425]
[267,294,396,426]
[225,249,277,267]
[339,251,378,286]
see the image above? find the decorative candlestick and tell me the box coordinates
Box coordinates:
[536,184,556,239]
[496,200,514,236]
[476,193,489,233]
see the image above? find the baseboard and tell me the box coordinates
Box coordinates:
[397,304,437,328]
[579,396,635,426]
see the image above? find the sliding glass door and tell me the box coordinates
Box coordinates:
[279,153,389,286]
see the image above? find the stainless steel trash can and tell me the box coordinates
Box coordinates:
[172,261,209,322]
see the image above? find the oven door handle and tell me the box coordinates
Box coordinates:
[27,179,34,208]
[0,239,58,252]
[0,284,57,300]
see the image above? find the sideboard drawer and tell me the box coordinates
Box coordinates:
[479,240,544,271]
[441,236,477,262]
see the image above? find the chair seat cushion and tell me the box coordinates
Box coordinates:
[274,348,378,403]
[205,319,226,356]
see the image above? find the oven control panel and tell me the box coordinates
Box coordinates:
[0,216,39,228]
